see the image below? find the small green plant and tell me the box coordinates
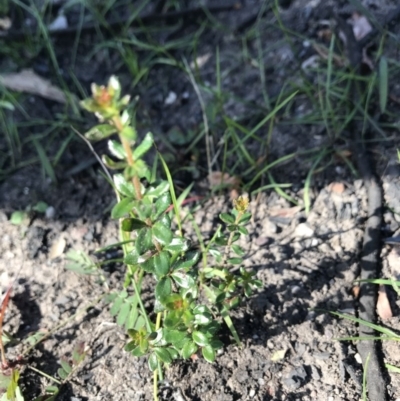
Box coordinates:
[80,76,262,400]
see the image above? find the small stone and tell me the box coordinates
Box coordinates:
[267,340,275,349]
[354,353,362,364]
[249,389,256,398]
[45,206,56,219]
[55,295,69,305]
[265,219,278,234]
[290,285,302,295]
[235,369,248,383]
[294,223,314,238]
[49,14,68,31]
[310,365,321,380]
[164,91,177,105]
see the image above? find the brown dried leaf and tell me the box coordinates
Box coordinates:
[312,43,346,67]
[328,182,345,194]
[208,171,240,190]
[350,12,373,41]
[269,206,301,218]
[377,285,393,320]
[0,69,71,103]
[387,248,400,279]
[49,236,66,259]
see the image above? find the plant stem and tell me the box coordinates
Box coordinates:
[153,369,158,401]
[28,366,62,385]
[113,115,143,200]
[221,211,243,266]
[131,277,152,333]
[152,312,163,401]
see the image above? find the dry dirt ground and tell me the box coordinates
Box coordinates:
[1,0,400,400]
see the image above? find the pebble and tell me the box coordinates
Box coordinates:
[55,295,70,305]
[283,365,307,390]
[45,206,56,219]
[164,91,177,105]
[249,389,256,398]
[354,353,362,364]
[294,223,314,238]
[49,14,68,31]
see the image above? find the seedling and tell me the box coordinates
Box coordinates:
[80,76,262,400]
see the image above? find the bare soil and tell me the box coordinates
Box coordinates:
[1,1,400,400]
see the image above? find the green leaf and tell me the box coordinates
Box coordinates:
[146,181,169,198]
[231,245,245,256]
[108,139,126,160]
[164,237,189,253]
[32,201,48,213]
[84,124,117,141]
[141,256,155,273]
[124,248,139,265]
[220,213,235,224]
[154,251,170,277]
[10,211,28,225]
[379,56,388,114]
[164,329,188,348]
[202,345,216,363]
[136,228,154,254]
[167,347,179,360]
[192,331,209,346]
[155,277,172,300]
[194,313,212,325]
[238,212,252,224]
[60,360,72,375]
[135,201,153,220]
[171,271,195,288]
[164,294,183,310]
[152,221,173,246]
[110,292,127,316]
[215,236,228,246]
[127,159,151,181]
[124,341,137,352]
[209,248,222,261]
[120,126,137,140]
[126,304,139,329]
[139,338,149,353]
[210,339,224,350]
[227,224,237,232]
[133,132,154,159]
[134,315,146,330]
[114,174,135,197]
[193,305,211,315]
[227,257,242,265]
[154,193,171,218]
[111,198,135,219]
[154,347,172,364]
[102,154,127,169]
[237,227,248,235]
[122,217,147,231]
[158,213,171,229]
[173,251,200,270]
[148,353,158,371]
[164,310,182,328]
[131,345,147,357]
[117,301,131,326]
[181,341,198,359]
[57,368,68,380]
